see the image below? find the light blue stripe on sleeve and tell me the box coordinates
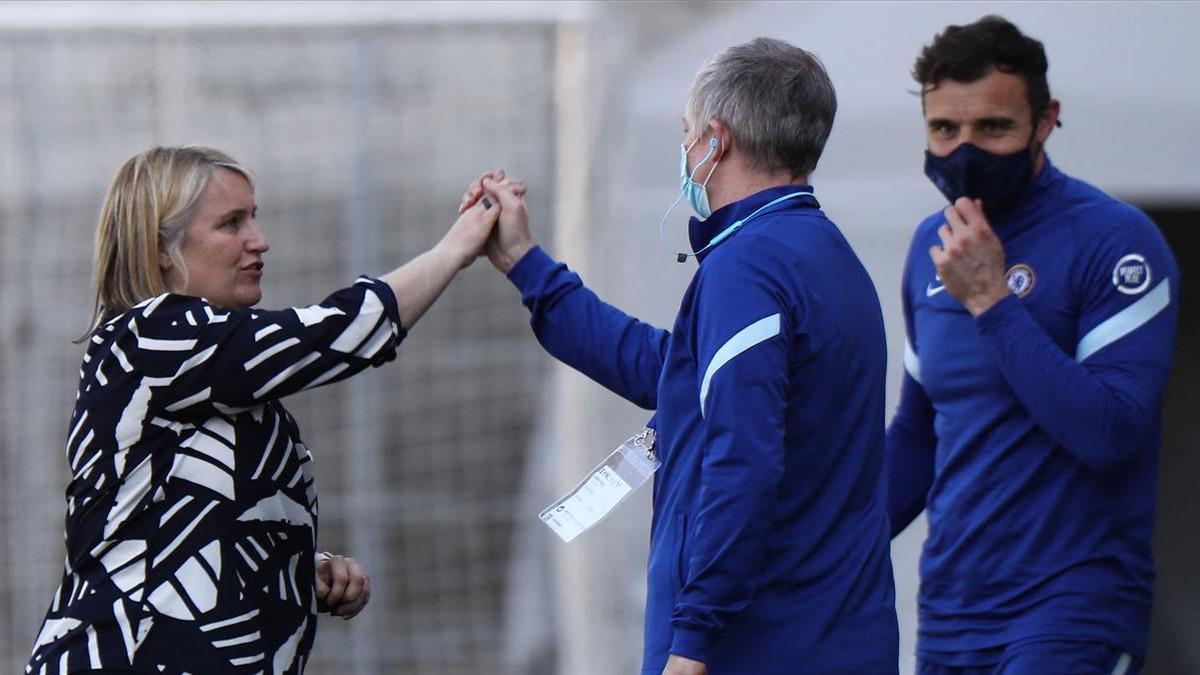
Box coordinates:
[1076,278,1170,362]
[1110,652,1132,675]
[904,339,922,385]
[699,313,781,417]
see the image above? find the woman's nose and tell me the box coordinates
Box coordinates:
[246,220,270,253]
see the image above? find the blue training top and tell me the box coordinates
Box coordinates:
[887,158,1179,665]
[507,185,898,674]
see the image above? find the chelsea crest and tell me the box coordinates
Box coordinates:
[1005,263,1036,298]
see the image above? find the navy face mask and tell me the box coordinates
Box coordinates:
[924,142,1034,215]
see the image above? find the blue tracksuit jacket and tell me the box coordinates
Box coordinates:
[507,185,899,674]
[886,158,1179,666]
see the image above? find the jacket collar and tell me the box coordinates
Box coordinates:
[687,185,819,263]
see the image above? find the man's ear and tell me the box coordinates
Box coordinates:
[708,119,734,163]
[1036,99,1061,144]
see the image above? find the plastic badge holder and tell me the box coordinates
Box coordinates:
[539,429,659,543]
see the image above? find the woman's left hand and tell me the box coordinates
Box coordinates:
[315,552,371,619]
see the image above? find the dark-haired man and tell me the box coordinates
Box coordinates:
[888,15,1178,675]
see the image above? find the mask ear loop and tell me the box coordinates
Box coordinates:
[659,137,719,262]
[687,136,719,182]
[1030,104,1063,155]
[697,137,720,187]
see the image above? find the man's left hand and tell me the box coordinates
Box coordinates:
[929,197,1012,316]
[662,654,707,675]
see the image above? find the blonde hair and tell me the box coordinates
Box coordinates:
[82,146,254,339]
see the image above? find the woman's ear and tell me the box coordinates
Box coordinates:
[159,244,181,292]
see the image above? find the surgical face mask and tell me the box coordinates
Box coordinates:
[923,141,1034,215]
[657,136,721,262]
[680,137,720,219]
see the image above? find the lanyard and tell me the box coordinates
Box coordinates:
[679,190,814,262]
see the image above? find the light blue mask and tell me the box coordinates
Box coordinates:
[658,135,813,263]
[657,137,719,262]
[680,137,719,218]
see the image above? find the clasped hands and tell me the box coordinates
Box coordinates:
[439,170,536,274]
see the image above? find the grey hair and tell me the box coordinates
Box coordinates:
[686,37,837,178]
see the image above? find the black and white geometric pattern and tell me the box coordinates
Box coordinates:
[27,278,403,674]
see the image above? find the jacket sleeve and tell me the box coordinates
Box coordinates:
[507,246,670,409]
[885,247,937,538]
[100,277,405,417]
[886,374,937,538]
[668,245,791,663]
[974,207,1178,474]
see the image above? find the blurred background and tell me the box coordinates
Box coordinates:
[0,1,1196,673]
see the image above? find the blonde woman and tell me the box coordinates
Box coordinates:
[26,146,502,674]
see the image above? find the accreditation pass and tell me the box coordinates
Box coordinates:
[539,430,659,543]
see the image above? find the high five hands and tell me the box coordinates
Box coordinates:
[459,170,535,274]
[929,197,1013,317]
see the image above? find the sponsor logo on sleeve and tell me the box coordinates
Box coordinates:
[1113,254,1151,295]
[1005,264,1036,298]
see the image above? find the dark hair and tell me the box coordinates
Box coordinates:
[687,37,837,178]
[913,16,1050,119]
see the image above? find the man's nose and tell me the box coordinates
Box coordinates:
[952,127,976,149]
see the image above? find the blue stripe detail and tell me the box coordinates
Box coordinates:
[700,314,781,417]
[1076,278,1170,362]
